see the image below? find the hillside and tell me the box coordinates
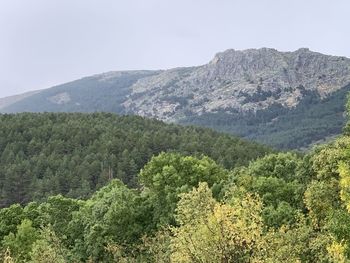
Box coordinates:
[2,110,350,262]
[0,71,160,113]
[0,112,271,208]
[0,90,40,110]
[2,48,350,149]
[180,83,350,149]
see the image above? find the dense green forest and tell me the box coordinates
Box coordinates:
[3,97,350,262]
[0,113,271,208]
[180,84,350,149]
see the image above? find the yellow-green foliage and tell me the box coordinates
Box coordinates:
[339,163,350,213]
[29,227,67,263]
[327,241,348,263]
[2,219,39,262]
[312,136,350,180]
[304,180,339,227]
[2,249,14,263]
[170,183,266,262]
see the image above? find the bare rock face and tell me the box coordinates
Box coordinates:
[123,48,350,121]
[48,92,71,105]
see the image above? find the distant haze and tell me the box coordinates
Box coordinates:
[0,0,349,98]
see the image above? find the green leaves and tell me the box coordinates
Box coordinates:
[2,219,39,262]
[0,112,271,207]
[139,153,228,226]
[67,180,143,261]
[0,204,24,242]
[171,183,266,263]
[6,108,350,262]
[29,227,68,263]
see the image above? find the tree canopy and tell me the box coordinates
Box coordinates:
[0,112,271,207]
[2,94,350,262]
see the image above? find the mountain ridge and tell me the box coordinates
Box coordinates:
[1,48,350,149]
[123,47,350,120]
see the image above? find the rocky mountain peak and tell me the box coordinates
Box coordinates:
[294,47,310,53]
[123,48,350,121]
[1,47,350,149]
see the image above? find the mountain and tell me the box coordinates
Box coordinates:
[2,48,350,149]
[0,112,271,207]
[0,90,40,110]
[0,70,160,113]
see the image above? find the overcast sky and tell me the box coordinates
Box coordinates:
[0,0,349,97]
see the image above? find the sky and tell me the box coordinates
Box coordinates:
[0,0,349,98]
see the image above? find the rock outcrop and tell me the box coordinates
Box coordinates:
[123,48,350,121]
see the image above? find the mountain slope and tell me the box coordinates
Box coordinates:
[2,48,350,149]
[0,90,40,110]
[180,83,350,149]
[0,112,271,207]
[124,48,350,120]
[1,70,160,113]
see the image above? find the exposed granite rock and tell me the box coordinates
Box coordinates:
[123,48,350,121]
[48,92,71,104]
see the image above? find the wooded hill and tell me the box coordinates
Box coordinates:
[3,99,350,261]
[0,112,271,208]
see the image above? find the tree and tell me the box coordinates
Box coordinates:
[29,227,67,263]
[343,92,350,135]
[264,218,333,262]
[0,204,24,242]
[2,219,39,262]
[67,179,142,262]
[139,153,228,226]
[170,183,266,262]
[36,195,82,244]
[311,136,350,181]
[304,180,339,228]
[339,162,350,213]
[327,241,348,263]
[245,152,303,182]
[233,157,304,228]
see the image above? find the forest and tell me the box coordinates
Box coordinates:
[180,83,350,149]
[0,112,270,208]
[2,97,350,262]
